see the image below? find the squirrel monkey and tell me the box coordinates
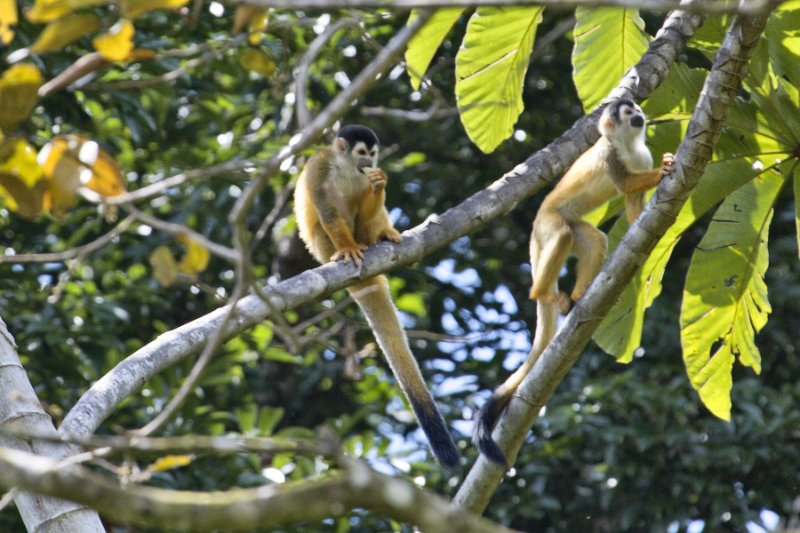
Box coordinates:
[294,125,460,469]
[474,99,675,466]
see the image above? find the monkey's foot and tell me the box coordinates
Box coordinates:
[331,244,367,265]
[660,152,675,175]
[378,227,402,243]
[557,292,572,315]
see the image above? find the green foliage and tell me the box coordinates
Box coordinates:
[455,6,544,153]
[572,7,649,112]
[405,7,464,90]
[681,171,781,420]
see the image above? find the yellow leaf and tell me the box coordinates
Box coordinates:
[248,9,268,46]
[119,0,189,18]
[0,64,43,132]
[37,135,126,216]
[31,12,100,53]
[0,172,47,218]
[26,0,109,23]
[0,138,43,187]
[0,0,17,45]
[84,148,126,197]
[38,137,82,217]
[239,48,275,76]
[148,454,194,472]
[150,246,178,286]
[232,5,260,34]
[176,234,209,276]
[92,19,135,61]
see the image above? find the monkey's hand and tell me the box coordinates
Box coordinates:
[659,152,675,177]
[331,244,368,266]
[378,227,402,243]
[366,168,388,192]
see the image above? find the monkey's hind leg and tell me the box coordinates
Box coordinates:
[570,221,607,302]
[529,212,573,303]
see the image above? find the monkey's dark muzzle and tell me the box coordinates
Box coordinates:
[631,115,645,128]
[357,158,373,171]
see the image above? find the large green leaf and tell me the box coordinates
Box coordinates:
[572,7,649,112]
[405,8,465,90]
[680,169,784,421]
[455,6,544,153]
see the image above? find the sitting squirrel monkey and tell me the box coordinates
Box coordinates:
[474,99,675,466]
[294,124,460,469]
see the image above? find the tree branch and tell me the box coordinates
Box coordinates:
[228,0,777,16]
[453,3,772,514]
[0,446,518,532]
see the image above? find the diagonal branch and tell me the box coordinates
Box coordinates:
[453,3,773,514]
[60,9,700,441]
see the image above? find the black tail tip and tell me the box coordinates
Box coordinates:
[472,396,510,469]
[412,400,461,470]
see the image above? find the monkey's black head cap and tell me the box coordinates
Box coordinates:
[337,124,380,150]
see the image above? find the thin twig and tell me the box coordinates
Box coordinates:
[0,215,135,265]
[295,18,363,129]
[124,205,240,263]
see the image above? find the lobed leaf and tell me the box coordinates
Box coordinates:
[455,6,543,154]
[405,8,465,91]
[572,7,649,112]
[680,170,783,420]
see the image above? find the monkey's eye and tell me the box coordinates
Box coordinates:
[356,148,368,156]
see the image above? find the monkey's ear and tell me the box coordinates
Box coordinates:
[334,137,349,152]
[599,116,616,136]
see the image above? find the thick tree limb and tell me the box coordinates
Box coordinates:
[453,4,772,514]
[0,317,105,532]
[60,9,699,441]
[0,446,517,533]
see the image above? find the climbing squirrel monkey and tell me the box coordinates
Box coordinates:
[294,125,460,469]
[474,99,675,466]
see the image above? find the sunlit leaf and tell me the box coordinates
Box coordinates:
[0,138,43,187]
[405,7,464,90]
[395,292,426,318]
[25,0,109,23]
[0,63,43,132]
[239,48,275,76]
[455,6,544,154]
[30,12,100,53]
[92,19,135,61]
[148,454,194,472]
[176,234,210,276]
[150,246,178,286]
[232,5,268,45]
[0,0,17,45]
[119,0,189,18]
[573,7,649,112]
[37,135,126,216]
[0,173,47,219]
[680,170,783,420]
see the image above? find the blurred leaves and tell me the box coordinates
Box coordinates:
[30,12,101,53]
[0,64,43,132]
[0,0,17,45]
[93,19,135,61]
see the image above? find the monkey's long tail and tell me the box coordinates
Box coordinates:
[348,275,460,469]
[473,299,558,467]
